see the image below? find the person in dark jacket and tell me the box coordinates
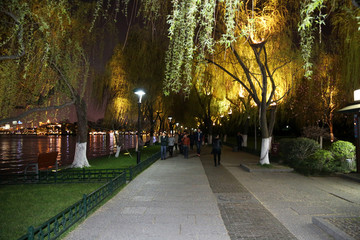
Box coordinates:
[236,132,243,151]
[189,132,194,150]
[194,128,203,156]
[182,133,190,159]
[212,134,222,166]
[160,132,168,160]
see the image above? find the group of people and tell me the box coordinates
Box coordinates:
[159,129,244,167]
[159,129,204,160]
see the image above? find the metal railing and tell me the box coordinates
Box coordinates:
[18,173,126,240]
[0,169,124,185]
[16,151,160,240]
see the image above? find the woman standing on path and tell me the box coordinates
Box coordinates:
[160,132,168,160]
[212,134,222,166]
[168,133,175,157]
[182,133,190,159]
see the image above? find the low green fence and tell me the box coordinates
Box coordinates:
[1,152,161,185]
[18,173,126,240]
[14,151,161,240]
[117,151,161,181]
[0,169,124,185]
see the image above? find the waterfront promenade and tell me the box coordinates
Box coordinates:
[65,146,360,240]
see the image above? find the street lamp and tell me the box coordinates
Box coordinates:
[134,88,146,164]
[168,116,173,135]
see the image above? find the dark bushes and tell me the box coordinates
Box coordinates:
[279,138,356,175]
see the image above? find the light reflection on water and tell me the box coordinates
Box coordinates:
[0,134,148,174]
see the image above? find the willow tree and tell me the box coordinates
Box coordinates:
[157,0,296,164]
[0,0,100,168]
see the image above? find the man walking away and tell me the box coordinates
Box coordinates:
[195,128,203,156]
[236,132,243,151]
[212,134,222,166]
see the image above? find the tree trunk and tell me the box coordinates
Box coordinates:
[319,136,323,149]
[71,97,90,168]
[242,134,248,147]
[242,116,250,147]
[115,145,121,157]
[329,113,334,142]
[260,138,271,165]
[148,105,155,145]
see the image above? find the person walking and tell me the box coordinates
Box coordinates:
[174,132,179,151]
[194,128,203,156]
[168,133,175,157]
[178,132,184,154]
[236,132,243,151]
[190,132,194,150]
[182,133,190,159]
[212,134,222,166]
[160,132,168,160]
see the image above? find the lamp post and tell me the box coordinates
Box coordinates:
[134,88,145,164]
[168,116,173,135]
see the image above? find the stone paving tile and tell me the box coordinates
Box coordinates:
[327,217,360,239]
[200,151,297,240]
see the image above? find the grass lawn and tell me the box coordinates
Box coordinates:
[0,145,160,240]
[87,145,160,169]
[0,183,102,240]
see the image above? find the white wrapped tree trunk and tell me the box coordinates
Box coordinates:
[72,142,90,168]
[242,134,248,147]
[115,145,121,158]
[260,138,270,165]
[208,135,212,145]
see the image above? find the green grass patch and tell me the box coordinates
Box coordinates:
[256,163,274,168]
[0,183,102,240]
[86,145,160,169]
[1,145,160,240]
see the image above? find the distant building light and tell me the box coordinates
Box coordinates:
[17,120,22,124]
[12,121,17,125]
[5,124,10,130]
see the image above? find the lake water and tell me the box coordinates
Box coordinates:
[0,134,150,174]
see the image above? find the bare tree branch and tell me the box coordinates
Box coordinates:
[0,100,75,125]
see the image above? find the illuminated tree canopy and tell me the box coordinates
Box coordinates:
[1,0,360,167]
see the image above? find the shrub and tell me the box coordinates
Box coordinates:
[331,140,355,160]
[279,137,320,168]
[310,149,336,173]
[330,140,356,172]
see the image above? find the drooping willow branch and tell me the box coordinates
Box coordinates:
[0,11,25,60]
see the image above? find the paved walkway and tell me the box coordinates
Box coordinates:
[65,145,360,240]
[65,151,230,240]
[220,147,360,240]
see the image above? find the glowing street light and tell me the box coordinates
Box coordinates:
[134,88,146,164]
[168,116,173,135]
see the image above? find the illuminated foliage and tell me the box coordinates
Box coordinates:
[102,45,132,127]
[298,0,326,78]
